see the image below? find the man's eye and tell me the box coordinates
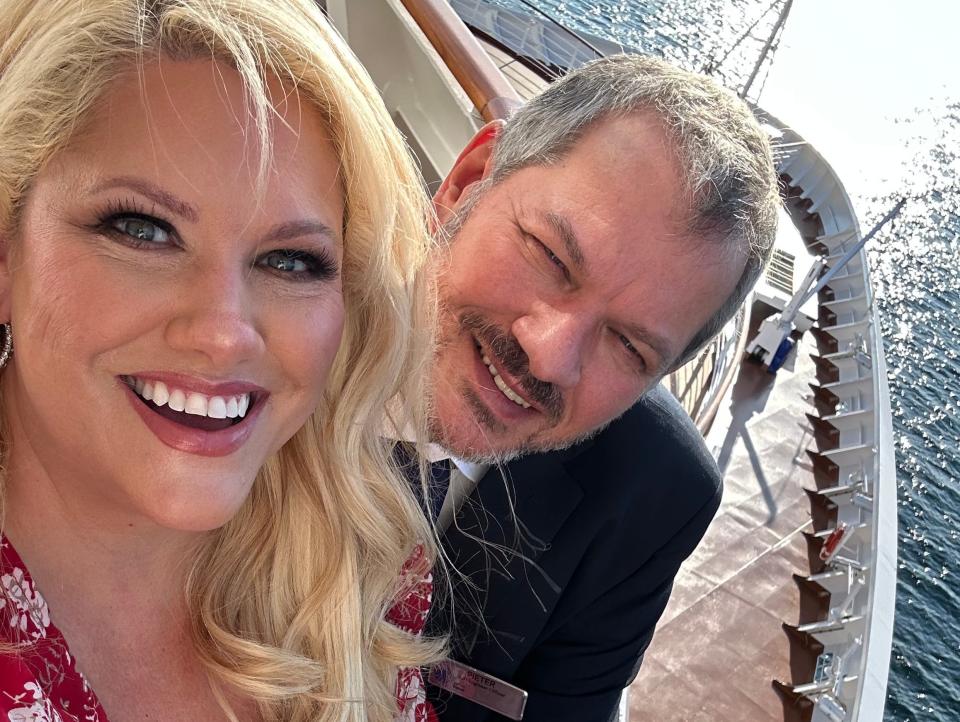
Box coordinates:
[532,237,569,279]
[109,215,172,245]
[617,333,647,369]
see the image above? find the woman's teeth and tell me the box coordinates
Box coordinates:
[126,377,250,419]
[480,352,531,409]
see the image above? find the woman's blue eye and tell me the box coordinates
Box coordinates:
[257,249,338,281]
[111,216,170,244]
[262,251,308,273]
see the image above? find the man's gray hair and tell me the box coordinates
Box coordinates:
[488,54,781,369]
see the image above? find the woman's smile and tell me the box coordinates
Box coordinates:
[119,372,269,456]
[125,376,254,427]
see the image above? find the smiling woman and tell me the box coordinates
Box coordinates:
[0,1,440,721]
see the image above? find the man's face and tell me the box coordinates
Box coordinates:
[430,114,746,461]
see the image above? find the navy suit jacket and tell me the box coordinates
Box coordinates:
[427,385,722,722]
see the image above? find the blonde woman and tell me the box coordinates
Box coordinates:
[0,1,441,720]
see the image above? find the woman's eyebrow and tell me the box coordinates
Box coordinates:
[259,219,338,245]
[90,176,199,223]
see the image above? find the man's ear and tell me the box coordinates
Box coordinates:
[433,120,504,225]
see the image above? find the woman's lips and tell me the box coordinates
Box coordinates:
[121,379,265,457]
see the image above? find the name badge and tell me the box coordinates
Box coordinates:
[428,660,528,720]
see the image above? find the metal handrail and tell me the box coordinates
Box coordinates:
[767,112,898,721]
[693,304,750,435]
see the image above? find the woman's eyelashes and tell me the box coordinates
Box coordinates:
[96,200,178,249]
[256,248,339,282]
[94,204,338,282]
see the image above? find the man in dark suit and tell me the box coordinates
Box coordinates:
[423,55,780,721]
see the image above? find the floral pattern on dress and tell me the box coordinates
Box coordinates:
[0,536,436,722]
[387,544,437,722]
[0,538,105,722]
[5,682,65,722]
[1,570,50,642]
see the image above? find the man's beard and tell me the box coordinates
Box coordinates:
[460,311,564,421]
[427,376,610,464]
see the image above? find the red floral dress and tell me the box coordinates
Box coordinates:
[0,536,435,721]
[387,544,438,722]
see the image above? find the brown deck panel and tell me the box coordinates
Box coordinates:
[629,324,821,721]
[478,37,550,102]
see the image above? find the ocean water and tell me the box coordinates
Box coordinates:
[488,1,960,718]
[870,107,960,720]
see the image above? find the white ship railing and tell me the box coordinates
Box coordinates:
[769,114,898,722]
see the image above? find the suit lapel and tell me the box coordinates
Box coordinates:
[438,448,584,663]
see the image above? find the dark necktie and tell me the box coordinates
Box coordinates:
[393,442,452,521]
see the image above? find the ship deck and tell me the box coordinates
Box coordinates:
[629,308,820,722]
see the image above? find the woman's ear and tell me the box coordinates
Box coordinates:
[433,120,504,225]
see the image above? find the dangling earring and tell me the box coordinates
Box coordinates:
[0,323,12,370]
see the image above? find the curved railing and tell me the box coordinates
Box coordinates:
[766,111,897,721]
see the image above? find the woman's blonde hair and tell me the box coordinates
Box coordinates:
[0,1,440,720]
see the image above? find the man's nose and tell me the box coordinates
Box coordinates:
[511,303,589,390]
[164,262,265,369]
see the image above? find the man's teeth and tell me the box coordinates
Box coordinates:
[129,377,251,419]
[480,353,531,409]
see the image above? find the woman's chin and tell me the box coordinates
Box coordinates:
[136,481,256,534]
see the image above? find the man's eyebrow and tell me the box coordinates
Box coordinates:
[91,176,199,223]
[542,210,587,273]
[625,323,676,371]
[260,219,338,245]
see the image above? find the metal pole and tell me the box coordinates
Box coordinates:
[741,0,793,99]
[799,198,907,309]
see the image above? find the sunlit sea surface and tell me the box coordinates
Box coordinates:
[488,1,959,718]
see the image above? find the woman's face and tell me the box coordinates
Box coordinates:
[0,58,346,531]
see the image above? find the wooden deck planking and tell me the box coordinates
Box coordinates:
[629,325,821,721]
[478,38,550,102]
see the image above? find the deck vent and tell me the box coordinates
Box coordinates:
[766,248,795,295]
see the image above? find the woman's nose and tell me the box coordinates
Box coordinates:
[164,264,265,369]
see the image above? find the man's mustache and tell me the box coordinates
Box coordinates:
[459,312,564,422]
